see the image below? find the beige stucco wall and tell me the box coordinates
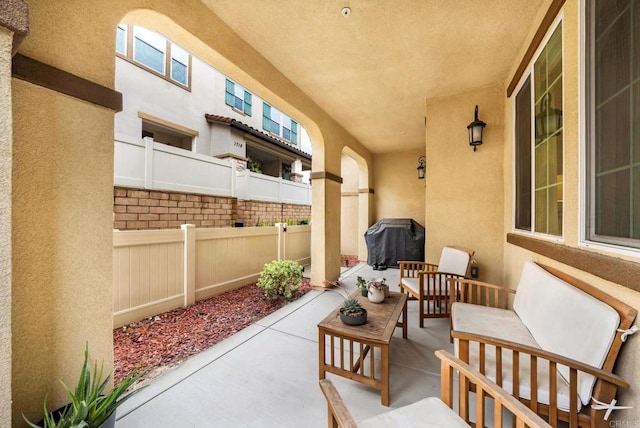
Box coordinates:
[425,86,504,283]
[12,1,375,420]
[12,78,116,422]
[502,0,640,422]
[0,26,13,426]
[341,153,359,256]
[373,149,426,228]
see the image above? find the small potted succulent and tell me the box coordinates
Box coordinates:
[324,280,368,326]
[339,297,367,325]
[356,276,368,297]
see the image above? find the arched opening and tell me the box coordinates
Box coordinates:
[341,147,372,265]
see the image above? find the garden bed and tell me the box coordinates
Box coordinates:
[113,279,312,384]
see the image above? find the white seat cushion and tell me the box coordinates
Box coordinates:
[452,303,581,412]
[513,262,620,405]
[359,397,469,428]
[437,247,470,276]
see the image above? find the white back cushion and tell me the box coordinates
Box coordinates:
[513,261,620,404]
[437,247,470,275]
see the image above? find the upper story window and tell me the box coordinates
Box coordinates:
[585,0,640,249]
[514,21,563,237]
[263,103,298,144]
[116,25,191,89]
[225,79,252,116]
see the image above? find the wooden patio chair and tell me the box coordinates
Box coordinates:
[319,349,551,428]
[398,245,474,327]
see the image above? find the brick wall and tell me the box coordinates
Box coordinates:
[114,186,311,230]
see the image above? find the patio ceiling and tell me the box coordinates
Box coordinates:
[201,0,545,154]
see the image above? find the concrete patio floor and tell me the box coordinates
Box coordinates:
[116,263,453,427]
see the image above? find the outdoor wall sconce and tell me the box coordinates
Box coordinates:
[417,156,426,179]
[535,93,562,139]
[467,105,486,152]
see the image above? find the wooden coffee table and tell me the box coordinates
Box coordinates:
[317,291,408,406]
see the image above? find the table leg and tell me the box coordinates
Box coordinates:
[319,328,326,380]
[381,345,390,406]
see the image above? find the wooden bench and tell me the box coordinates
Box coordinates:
[449,261,638,428]
[319,350,551,427]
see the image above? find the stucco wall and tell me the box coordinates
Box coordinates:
[341,153,359,256]
[0,26,13,427]
[12,0,370,419]
[373,149,426,228]
[425,88,504,283]
[501,0,640,422]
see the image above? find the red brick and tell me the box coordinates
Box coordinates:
[128,190,150,198]
[178,214,194,221]
[159,200,178,207]
[186,208,199,214]
[170,194,187,201]
[159,214,177,221]
[178,201,194,208]
[127,221,148,229]
[114,205,127,213]
[169,207,186,214]
[139,213,160,221]
[115,197,138,206]
[150,206,169,214]
[113,221,126,229]
[139,198,160,206]
[149,191,169,200]
[167,221,182,228]
[127,206,149,214]
[149,221,169,228]
[115,213,138,221]
[114,188,127,197]
[186,195,202,202]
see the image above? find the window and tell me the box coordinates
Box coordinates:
[262,103,298,144]
[133,26,166,74]
[263,103,280,135]
[116,24,191,89]
[116,25,127,55]
[585,0,640,248]
[225,79,252,115]
[514,22,563,237]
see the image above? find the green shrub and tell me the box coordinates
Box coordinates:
[257,260,303,300]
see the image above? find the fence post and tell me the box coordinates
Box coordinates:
[181,223,196,307]
[143,136,154,189]
[276,222,287,261]
[230,159,237,197]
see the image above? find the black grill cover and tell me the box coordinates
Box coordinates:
[364,218,425,268]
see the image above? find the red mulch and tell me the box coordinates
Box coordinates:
[341,254,359,267]
[113,279,312,384]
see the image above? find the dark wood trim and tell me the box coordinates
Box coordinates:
[358,188,374,194]
[506,0,565,97]
[507,233,640,292]
[309,171,343,184]
[12,54,123,112]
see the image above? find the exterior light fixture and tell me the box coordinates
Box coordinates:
[535,93,562,139]
[417,156,426,179]
[341,7,351,16]
[467,105,486,152]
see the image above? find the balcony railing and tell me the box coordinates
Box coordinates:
[114,136,311,205]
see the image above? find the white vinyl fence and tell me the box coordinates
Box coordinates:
[114,136,311,205]
[112,224,311,328]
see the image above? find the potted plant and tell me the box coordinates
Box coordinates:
[338,297,368,325]
[356,276,368,297]
[324,280,368,326]
[25,344,146,428]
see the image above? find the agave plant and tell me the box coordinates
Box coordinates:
[341,297,365,316]
[25,344,146,428]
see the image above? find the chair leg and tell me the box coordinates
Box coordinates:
[419,298,424,328]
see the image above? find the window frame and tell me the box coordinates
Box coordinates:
[511,15,565,241]
[580,0,640,255]
[115,24,192,91]
[225,79,253,116]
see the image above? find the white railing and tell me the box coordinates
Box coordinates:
[112,224,311,328]
[114,136,311,205]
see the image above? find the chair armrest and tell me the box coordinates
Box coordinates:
[319,379,357,428]
[447,278,515,309]
[452,330,629,388]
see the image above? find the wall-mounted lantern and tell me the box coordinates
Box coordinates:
[417,156,426,179]
[467,105,487,152]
